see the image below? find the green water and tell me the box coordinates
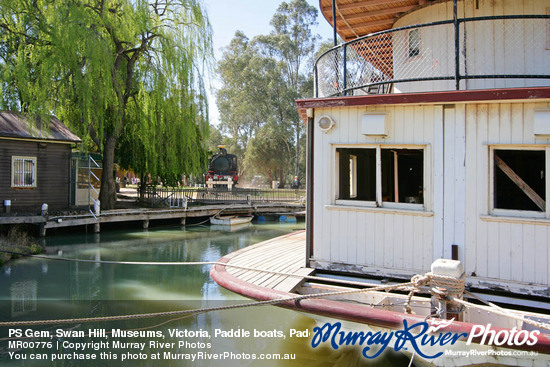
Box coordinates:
[0,223,409,366]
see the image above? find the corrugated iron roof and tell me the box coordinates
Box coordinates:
[0,111,81,143]
[320,0,433,41]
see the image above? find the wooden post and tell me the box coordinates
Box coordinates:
[143,219,149,229]
[39,224,46,237]
[94,222,100,233]
[180,217,186,226]
[393,150,399,202]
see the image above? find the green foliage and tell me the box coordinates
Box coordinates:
[0,0,213,207]
[217,0,318,186]
[0,226,43,265]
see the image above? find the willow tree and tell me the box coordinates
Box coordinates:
[0,0,212,209]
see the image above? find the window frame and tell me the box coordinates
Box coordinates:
[333,144,426,211]
[408,28,421,58]
[11,156,37,188]
[489,145,550,219]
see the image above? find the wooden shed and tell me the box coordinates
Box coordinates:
[0,112,81,213]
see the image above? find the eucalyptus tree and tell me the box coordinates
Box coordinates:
[0,0,212,209]
[217,32,277,152]
[256,0,318,179]
[216,0,317,185]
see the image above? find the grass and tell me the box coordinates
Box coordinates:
[0,226,43,265]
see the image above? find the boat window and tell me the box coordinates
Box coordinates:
[336,147,424,205]
[493,149,545,211]
[337,148,376,201]
[408,29,420,58]
[381,149,424,204]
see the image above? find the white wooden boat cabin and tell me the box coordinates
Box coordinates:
[297,0,550,306]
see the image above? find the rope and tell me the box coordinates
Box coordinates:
[425,272,466,296]
[449,296,550,332]
[0,280,419,327]
[2,250,549,333]
[0,250,420,291]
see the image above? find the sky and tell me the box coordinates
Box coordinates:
[204,0,335,126]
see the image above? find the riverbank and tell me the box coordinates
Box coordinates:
[0,226,43,265]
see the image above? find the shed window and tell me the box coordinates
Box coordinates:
[12,156,36,188]
[336,147,424,206]
[493,149,545,212]
[408,29,420,58]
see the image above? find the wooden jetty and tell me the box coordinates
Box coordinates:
[0,203,305,236]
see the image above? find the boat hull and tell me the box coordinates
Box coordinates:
[210,233,550,367]
[209,215,253,226]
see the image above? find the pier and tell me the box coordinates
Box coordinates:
[0,203,305,236]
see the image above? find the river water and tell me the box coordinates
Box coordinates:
[0,222,409,366]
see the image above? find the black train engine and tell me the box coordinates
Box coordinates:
[206,147,238,186]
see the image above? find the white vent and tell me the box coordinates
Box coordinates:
[534,110,550,136]
[361,113,389,137]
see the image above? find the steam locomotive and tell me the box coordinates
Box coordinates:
[206,146,238,185]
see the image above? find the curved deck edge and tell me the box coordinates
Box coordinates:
[210,237,550,355]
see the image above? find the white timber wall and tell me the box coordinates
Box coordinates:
[392,0,550,93]
[313,100,550,293]
[463,101,550,290]
[312,105,439,277]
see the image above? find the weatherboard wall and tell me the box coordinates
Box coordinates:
[463,101,550,294]
[0,139,72,213]
[311,104,437,278]
[311,100,550,295]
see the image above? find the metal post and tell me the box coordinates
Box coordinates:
[314,64,318,98]
[343,43,347,95]
[332,0,340,95]
[306,110,314,267]
[332,0,337,47]
[88,155,91,212]
[454,0,460,90]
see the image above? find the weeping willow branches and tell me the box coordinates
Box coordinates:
[0,0,213,208]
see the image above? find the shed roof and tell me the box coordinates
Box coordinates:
[0,111,81,143]
[320,0,435,41]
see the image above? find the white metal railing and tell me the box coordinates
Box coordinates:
[88,155,100,220]
[314,15,550,97]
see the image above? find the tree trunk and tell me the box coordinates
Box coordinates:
[99,136,118,210]
[139,173,147,200]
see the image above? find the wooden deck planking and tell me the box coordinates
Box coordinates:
[224,231,312,292]
[227,235,304,276]
[227,240,300,278]
[228,240,304,282]
[230,246,302,284]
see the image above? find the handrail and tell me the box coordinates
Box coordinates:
[139,187,306,206]
[88,155,100,220]
[314,14,550,98]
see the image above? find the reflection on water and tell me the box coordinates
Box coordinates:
[0,223,410,366]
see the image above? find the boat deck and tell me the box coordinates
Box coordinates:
[221,230,312,292]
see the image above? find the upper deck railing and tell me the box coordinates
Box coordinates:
[314,15,550,98]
